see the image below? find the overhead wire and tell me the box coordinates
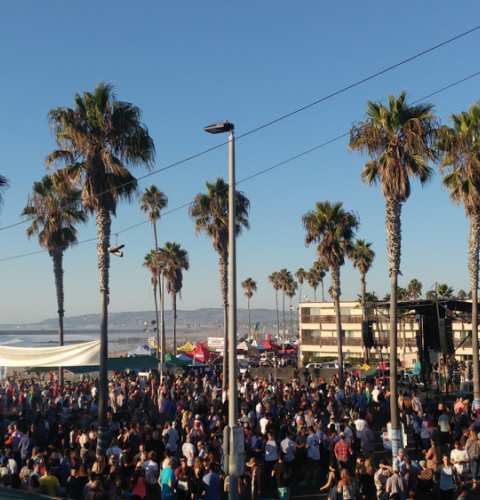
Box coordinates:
[0,24,479,233]
[1,69,480,264]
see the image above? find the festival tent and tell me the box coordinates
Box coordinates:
[177,342,195,353]
[66,355,158,374]
[177,353,205,366]
[0,340,100,367]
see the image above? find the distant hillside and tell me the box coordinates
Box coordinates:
[0,308,278,331]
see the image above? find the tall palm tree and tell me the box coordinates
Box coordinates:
[140,186,168,368]
[22,175,86,388]
[406,279,423,300]
[241,278,257,340]
[295,268,308,303]
[351,239,375,361]
[350,91,437,455]
[143,250,162,360]
[285,278,298,338]
[303,201,359,387]
[269,272,282,338]
[307,269,320,301]
[278,269,293,340]
[158,242,189,356]
[438,103,480,408]
[312,260,328,300]
[47,83,155,456]
[190,178,249,389]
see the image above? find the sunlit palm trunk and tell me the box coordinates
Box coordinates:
[160,274,166,381]
[321,281,325,301]
[386,198,401,456]
[96,207,111,457]
[360,272,368,363]
[331,266,344,388]
[153,222,161,371]
[469,214,480,406]
[289,296,294,340]
[282,292,286,340]
[172,293,177,356]
[247,297,251,340]
[152,280,160,368]
[275,289,280,338]
[52,249,65,390]
[220,250,228,391]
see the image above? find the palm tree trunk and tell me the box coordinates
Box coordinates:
[152,280,160,367]
[152,222,162,372]
[313,287,317,301]
[289,296,294,339]
[321,280,325,301]
[331,266,344,388]
[275,289,280,339]
[469,214,480,406]
[219,250,228,392]
[95,207,111,457]
[360,271,368,363]
[282,292,286,341]
[172,293,177,356]
[52,249,65,390]
[160,273,166,382]
[247,297,251,340]
[299,283,303,304]
[386,197,401,456]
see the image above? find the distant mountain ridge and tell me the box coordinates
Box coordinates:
[0,308,278,331]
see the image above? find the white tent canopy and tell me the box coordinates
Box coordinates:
[0,340,100,367]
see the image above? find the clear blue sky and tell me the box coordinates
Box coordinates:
[1,2,479,323]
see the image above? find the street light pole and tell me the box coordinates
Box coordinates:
[227,127,241,499]
[204,121,243,500]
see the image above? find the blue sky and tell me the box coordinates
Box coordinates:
[1,2,480,322]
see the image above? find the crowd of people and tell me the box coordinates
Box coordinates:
[0,366,478,499]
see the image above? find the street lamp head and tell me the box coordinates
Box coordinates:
[204,121,234,134]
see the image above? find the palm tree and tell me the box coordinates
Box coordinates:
[278,269,293,340]
[190,178,249,389]
[269,272,282,338]
[312,260,328,301]
[349,92,437,455]
[241,278,257,340]
[0,175,8,206]
[351,239,375,361]
[143,250,162,360]
[295,268,308,303]
[303,201,359,387]
[140,186,168,368]
[285,278,298,338]
[457,289,467,300]
[407,279,423,300]
[307,269,320,301]
[358,291,378,303]
[437,283,454,299]
[158,242,189,356]
[22,174,86,388]
[47,83,155,456]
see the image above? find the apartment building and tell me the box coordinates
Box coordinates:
[299,300,474,368]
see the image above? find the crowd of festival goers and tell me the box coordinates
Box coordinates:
[0,367,478,499]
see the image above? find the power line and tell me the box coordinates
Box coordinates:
[2,69,480,264]
[0,24,479,233]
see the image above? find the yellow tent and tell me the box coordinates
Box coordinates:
[177,342,195,353]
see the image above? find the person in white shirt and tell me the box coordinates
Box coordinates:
[280,435,295,464]
[354,415,367,434]
[182,436,195,467]
[259,415,270,436]
[450,440,469,478]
